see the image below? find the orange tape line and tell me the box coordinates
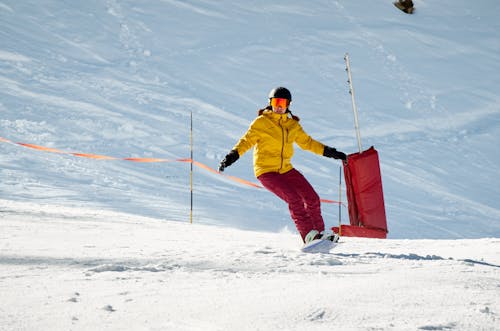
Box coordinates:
[2,136,345,205]
[192,160,343,202]
[193,160,263,188]
[124,157,171,162]
[320,198,346,206]
[72,153,118,160]
[17,143,66,154]
[192,160,218,173]
[225,174,263,188]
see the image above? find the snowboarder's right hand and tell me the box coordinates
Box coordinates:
[218,150,239,172]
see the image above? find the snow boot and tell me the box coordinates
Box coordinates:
[320,230,339,243]
[304,229,320,243]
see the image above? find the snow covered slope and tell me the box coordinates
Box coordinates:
[1,1,500,239]
[1,200,499,330]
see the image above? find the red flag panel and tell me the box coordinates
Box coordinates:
[343,147,388,235]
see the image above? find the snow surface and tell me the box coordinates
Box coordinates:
[1,0,500,330]
[1,199,499,331]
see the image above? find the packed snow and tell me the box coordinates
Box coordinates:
[1,0,499,330]
[2,199,499,330]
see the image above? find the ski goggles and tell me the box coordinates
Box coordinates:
[270,98,289,109]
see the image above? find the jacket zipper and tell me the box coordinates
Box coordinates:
[279,117,285,171]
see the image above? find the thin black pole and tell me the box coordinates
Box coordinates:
[190,111,193,224]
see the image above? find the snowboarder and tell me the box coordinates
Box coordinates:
[218,87,347,243]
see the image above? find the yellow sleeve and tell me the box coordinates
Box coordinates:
[232,118,261,156]
[295,124,325,155]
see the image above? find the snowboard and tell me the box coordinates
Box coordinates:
[301,238,338,253]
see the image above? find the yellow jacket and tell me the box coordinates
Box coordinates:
[233,110,325,178]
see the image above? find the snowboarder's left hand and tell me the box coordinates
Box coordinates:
[323,146,347,161]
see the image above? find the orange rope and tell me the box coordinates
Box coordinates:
[17,143,66,154]
[123,157,171,162]
[1,136,346,205]
[72,153,118,160]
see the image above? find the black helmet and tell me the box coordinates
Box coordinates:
[268,87,292,101]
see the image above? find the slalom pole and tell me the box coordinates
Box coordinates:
[344,53,363,153]
[338,166,342,236]
[190,111,193,224]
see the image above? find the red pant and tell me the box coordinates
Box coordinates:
[258,168,325,242]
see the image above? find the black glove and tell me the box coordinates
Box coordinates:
[323,146,347,161]
[218,150,239,172]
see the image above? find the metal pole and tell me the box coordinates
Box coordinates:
[344,53,363,153]
[190,111,193,224]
